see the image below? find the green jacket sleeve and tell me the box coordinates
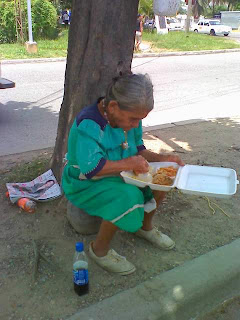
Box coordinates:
[76,120,107,178]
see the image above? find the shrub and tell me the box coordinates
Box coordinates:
[31,0,59,40]
[0,1,17,43]
[0,0,59,43]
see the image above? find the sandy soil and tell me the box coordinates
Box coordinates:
[0,117,240,320]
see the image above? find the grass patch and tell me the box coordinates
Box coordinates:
[0,29,68,60]
[143,30,240,52]
[1,158,51,186]
[1,29,239,60]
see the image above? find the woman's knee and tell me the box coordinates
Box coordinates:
[121,184,144,202]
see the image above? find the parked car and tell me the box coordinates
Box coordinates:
[166,18,182,31]
[192,19,232,36]
[144,19,156,32]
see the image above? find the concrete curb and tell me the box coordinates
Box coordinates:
[1,57,67,65]
[66,238,240,320]
[2,48,240,65]
[133,48,240,59]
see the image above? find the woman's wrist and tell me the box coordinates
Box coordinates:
[121,157,134,171]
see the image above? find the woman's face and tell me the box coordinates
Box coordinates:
[108,101,150,131]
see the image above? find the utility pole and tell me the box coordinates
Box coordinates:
[185,0,193,33]
[25,0,38,53]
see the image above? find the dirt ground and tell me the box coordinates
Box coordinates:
[0,117,240,320]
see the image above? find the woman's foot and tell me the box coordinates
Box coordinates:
[89,242,136,276]
[135,227,175,250]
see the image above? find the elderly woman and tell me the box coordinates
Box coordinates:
[62,73,184,276]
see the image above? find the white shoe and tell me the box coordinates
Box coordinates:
[89,242,136,276]
[135,227,175,250]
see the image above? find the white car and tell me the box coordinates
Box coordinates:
[166,18,182,31]
[192,20,232,36]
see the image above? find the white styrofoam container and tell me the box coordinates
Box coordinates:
[120,162,239,199]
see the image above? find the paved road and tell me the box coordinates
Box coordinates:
[1,51,240,156]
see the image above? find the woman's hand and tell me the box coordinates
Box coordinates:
[164,154,185,166]
[128,155,149,175]
[138,149,184,166]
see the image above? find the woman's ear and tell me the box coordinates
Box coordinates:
[108,100,119,114]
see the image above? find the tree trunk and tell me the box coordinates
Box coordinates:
[185,0,193,33]
[51,0,139,182]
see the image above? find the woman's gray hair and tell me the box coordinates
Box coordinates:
[105,73,154,112]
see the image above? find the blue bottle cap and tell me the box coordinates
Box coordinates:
[76,242,84,252]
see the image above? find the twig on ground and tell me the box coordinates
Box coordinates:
[204,196,230,218]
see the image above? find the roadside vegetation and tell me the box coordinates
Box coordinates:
[1,0,240,60]
[1,30,240,60]
[0,29,68,59]
[143,31,240,52]
[0,0,60,43]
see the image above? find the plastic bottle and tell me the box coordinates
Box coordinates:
[73,242,89,296]
[17,198,36,213]
[6,192,36,213]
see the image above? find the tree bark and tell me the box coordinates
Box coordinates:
[51,0,139,182]
[185,0,193,33]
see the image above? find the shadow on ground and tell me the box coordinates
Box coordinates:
[0,89,61,156]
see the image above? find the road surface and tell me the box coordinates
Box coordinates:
[0,51,240,156]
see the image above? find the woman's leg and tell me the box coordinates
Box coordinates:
[89,219,136,275]
[142,191,166,231]
[137,191,175,250]
[92,220,118,257]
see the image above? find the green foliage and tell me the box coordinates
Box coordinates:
[0,0,59,43]
[139,0,154,17]
[0,29,68,59]
[31,0,59,39]
[0,1,17,43]
[231,0,240,10]
[192,0,210,18]
[194,0,240,18]
[235,1,240,9]
[59,0,72,10]
[39,0,72,15]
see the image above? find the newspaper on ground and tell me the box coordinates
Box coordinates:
[6,169,62,203]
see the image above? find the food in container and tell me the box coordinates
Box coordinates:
[120,162,239,199]
[132,165,178,186]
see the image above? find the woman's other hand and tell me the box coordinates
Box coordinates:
[129,155,149,175]
[164,154,184,166]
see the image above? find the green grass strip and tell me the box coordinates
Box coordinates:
[143,31,240,52]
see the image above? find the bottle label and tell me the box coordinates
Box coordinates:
[73,269,88,285]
